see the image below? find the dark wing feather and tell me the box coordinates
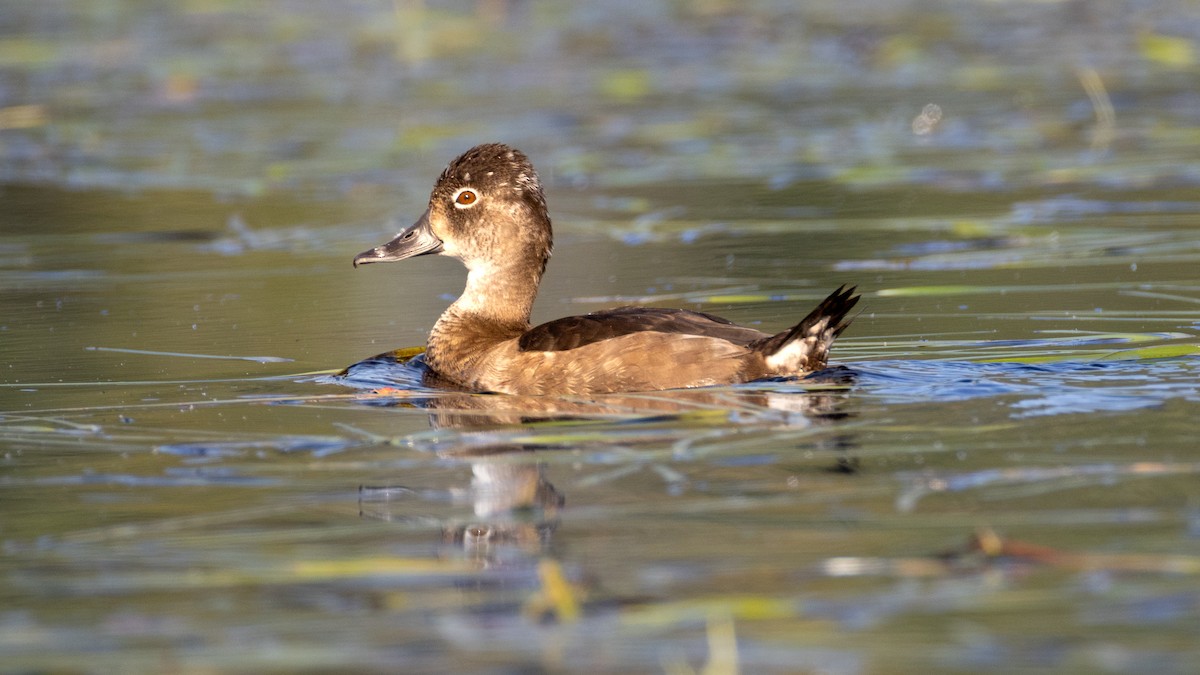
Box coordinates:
[517,307,769,353]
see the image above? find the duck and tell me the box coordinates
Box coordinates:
[353,143,859,396]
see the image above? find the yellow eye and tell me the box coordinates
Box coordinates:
[454,189,477,206]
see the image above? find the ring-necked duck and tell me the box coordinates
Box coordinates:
[354,143,858,395]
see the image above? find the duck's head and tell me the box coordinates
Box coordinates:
[354,143,552,276]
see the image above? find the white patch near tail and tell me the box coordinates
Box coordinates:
[763,317,830,372]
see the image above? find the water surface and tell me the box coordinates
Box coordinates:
[3,2,1200,672]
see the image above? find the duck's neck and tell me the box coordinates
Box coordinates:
[431,259,544,348]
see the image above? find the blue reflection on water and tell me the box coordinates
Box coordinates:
[850,358,1200,417]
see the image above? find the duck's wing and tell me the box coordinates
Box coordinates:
[517,307,769,353]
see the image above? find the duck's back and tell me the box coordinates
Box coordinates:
[517,307,769,352]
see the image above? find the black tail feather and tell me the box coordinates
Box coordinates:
[749,285,860,368]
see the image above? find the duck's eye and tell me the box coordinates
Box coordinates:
[453,188,478,208]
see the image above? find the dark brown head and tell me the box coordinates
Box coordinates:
[354,143,553,277]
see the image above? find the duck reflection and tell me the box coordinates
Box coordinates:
[360,444,562,564]
[347,350,857,563]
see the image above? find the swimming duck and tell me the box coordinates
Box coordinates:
[353,143,858,396]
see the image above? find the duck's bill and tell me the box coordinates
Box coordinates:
[353,209,444,267]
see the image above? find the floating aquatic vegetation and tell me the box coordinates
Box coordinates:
[896,462,1200,513]
[86,345,293,364]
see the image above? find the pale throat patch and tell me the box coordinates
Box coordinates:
[450,263,503,314]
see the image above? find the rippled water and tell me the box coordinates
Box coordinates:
[3,2,1200,673]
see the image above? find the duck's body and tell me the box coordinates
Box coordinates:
[354,143,858,396]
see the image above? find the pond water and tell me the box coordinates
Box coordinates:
[3,1,1200,673]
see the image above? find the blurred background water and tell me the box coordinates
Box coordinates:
[2,1,1200,672]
